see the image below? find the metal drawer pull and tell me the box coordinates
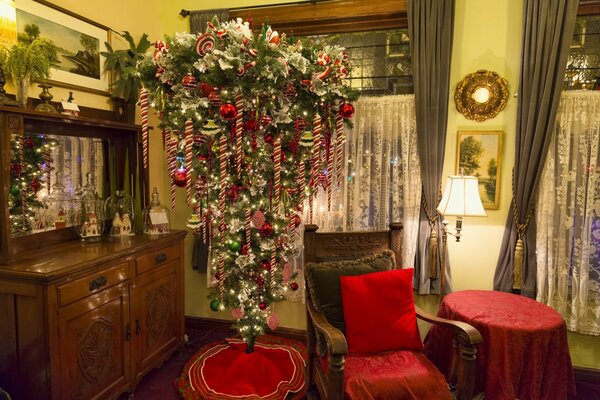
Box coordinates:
[126,323,131,340]
[89,276,107,291]
[135,318,142,335]
[155,253,167,264]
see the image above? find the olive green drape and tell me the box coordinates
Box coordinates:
[494,0,579,297]
[189,9,230,34]
[407,0,455,294]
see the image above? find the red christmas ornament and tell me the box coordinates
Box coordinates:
[10,164,21,176]
[30,179,41,192]
[219,103,238,120]
[260,114,273,126]
[258,301,267,310]
[199,82,215,97]
[215,271,223,281]
[283,84,297,98]
[244,119,260,132]
[339,103,355,118]
[290,282,299,291]
[294,117,307,131]
[260,259,271,270]
[181,73,197,88]
[259,221,274,237]
[226,185,240,202]
[241,244,250,255]
[208,91,223,106]
[24,137,34,149]
[172,168,187,187]
[264,133,274,146]
[256,276,265,287]
[291,213,301,228]
[251,210,266,228]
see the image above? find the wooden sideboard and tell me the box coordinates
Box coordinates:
[0,230,186,400]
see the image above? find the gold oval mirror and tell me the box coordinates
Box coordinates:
[455,70,509,122]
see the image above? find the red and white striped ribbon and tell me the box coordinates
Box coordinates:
[326,137,334,211]
[166,131,177,211]
[245,209,251,246]
[297,160,305,212]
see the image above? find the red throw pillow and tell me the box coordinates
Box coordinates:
[340,268,423,353]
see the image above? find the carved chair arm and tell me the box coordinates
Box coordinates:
[415,305,482,346]
[307,302,348,356]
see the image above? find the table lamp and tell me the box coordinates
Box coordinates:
[436,175,486,297]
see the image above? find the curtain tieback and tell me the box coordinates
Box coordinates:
[511,172,535,291]
[422,186,440,280]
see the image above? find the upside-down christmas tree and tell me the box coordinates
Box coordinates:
[138,17,357,351]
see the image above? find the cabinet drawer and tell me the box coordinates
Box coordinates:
[135,243,180,275]
[57,262,129,307]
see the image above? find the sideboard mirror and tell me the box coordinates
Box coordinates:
[0,107,147,263]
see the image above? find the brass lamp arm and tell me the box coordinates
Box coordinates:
[442,216,463,243]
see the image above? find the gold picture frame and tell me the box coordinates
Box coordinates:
[456,131,503,210]
[16,0,111,96]
[454,70,509,122]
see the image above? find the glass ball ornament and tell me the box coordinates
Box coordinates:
[210,298,221,312]
[258,302,267,310]
[172,168,187,188]
[290,282,299,291]
[259,221,274,237]
[339,103,355,118]
[219,102,238,120]
[228,240,241,252]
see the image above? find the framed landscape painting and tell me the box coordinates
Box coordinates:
[15,0,110,95]
[456,131,503,210]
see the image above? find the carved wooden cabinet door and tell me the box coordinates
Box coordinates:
[57,282,130,400]
[132,263,180,385]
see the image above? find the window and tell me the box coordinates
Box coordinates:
[308,29,413,95]
[565,15,600,90]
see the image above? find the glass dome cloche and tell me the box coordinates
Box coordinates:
[104,190,135,236]
[74,174,104,242]
[143,187,170,235]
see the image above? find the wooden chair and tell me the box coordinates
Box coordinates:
[304,223,483,400]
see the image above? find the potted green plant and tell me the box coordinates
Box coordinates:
[101,31,151,122]
[0,37,58,107]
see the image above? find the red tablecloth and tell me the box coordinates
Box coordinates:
[424,290,575,400]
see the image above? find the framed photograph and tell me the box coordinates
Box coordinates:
[386,30,410,58]
[455,131,503,210]
[15,0,110,95]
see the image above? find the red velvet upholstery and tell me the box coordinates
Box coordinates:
[341,269,423,353]
[343,350,452,400]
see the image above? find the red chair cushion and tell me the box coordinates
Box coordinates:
[340,268,423,353]
[344,350,452,400]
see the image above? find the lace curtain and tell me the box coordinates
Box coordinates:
[312,95,421,268]
[536,90,600,335]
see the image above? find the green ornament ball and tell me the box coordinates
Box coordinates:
[209,298,221,312]
[228,240,241,252]
[10,185,20,196]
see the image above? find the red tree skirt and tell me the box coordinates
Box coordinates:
[176,335,307,400]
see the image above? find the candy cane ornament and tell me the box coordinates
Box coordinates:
[184,119,194,205]
[297,160,305,212]
[140,88,150,169]
[166,131,177,211]
[335,115,344,188]
[273,135,282,216]
[235,95,244,177]
[311,114,322,190]
[219,135,227,237]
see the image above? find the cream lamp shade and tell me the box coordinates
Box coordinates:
[437,175,486,217]
[0,0,17,49]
